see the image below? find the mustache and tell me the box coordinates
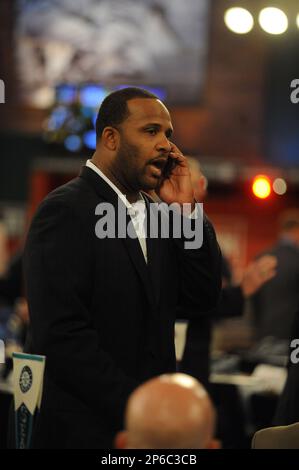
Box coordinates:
[148,155,169,165]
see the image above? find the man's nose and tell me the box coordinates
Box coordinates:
[156,135,171,153]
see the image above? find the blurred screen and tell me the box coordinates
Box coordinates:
[43,83,167,153]
[16,0,210,107]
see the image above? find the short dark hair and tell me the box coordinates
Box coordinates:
[95,87,158,141]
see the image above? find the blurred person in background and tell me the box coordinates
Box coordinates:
[180,158,277,388]
[251,209,299,346]
[177,158,278,449]
[115,373,219,449]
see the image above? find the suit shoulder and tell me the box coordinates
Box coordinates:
[44,176,94,205]
[33,176,97,220]
[26,177,96,248]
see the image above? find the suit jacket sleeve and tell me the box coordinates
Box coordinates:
[215,285,245,319]
[175,213,222,319]
[24,199,137,430]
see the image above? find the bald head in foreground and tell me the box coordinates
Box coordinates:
[115,373,218,449]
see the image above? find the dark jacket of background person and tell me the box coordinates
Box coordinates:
[179,277,248,449]
[274,304,299,426]
[23,166,221,449]
[252,240,299,341]
[180,258,244,388]
[180,287,245,388]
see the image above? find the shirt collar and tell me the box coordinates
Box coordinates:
[86,159,144,210]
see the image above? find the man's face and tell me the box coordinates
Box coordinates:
[114,98,173,192]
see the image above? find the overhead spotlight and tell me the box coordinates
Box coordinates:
[224,7,254,34]
[259,7,288,35]
[252,175,272,199]
[273,178,287,195]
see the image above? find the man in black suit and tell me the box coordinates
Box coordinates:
[23,87,221,448]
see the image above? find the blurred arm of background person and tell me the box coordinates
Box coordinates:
[115,373,220,449]
[240,255,277,298]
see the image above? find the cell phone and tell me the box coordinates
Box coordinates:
[162,156,176,179]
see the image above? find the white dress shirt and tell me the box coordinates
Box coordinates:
[86,159,148,262]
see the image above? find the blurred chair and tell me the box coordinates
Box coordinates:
[252,422,299,449]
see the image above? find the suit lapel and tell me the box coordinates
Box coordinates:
[121,211,154,307]
[143,195,163,306]
[79,166,154,308]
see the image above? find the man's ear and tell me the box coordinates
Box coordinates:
[114,430,127,449]
[102,126,119,151]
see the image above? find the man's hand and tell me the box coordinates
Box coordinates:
[155,143,195,209]
[241,255,277,298]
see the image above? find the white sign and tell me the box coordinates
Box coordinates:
[13,352,46,414]
[0,80,4,104]
[0,340,4,363]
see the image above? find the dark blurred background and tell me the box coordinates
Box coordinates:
[1,0,299,449]
[0,0,298,265]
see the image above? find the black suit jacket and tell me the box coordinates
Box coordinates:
[23,166,221,448]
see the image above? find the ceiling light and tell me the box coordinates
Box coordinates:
[224,7,254,34]
[259,7,288,35]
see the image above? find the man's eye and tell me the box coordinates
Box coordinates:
[147,129,157,135]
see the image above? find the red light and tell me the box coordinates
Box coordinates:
[252,175,271,199]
